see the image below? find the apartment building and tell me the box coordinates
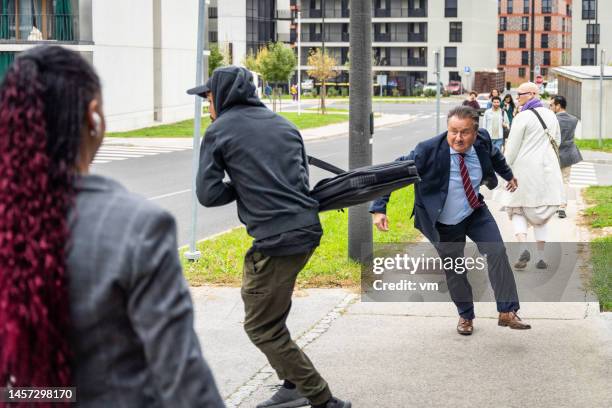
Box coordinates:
[571,0,612,66]
[216,0,294,64]
[297,0,498,96]
[497,0,573,85]
[0,0,200,132]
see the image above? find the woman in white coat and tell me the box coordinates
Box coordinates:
[500,82,565,269]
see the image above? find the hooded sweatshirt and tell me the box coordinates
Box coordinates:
[196,66,321,254]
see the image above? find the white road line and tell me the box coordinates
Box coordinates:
[148,189,192,201]
[95,153,144,158]
[93,156,128,161]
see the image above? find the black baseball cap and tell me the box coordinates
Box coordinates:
[186,78,212,96]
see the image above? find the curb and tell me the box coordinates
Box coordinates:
[302,115,418,142]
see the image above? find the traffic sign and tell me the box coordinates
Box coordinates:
[536,75,544,84]
[377,74,388,86]
[464,66,471,73]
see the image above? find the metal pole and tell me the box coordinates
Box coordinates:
[599,49,605,148]
[184,0,206,261]
[530,0,535,82]
[434,49,441,135]
[348,0,373,263]
[297,10,302,116]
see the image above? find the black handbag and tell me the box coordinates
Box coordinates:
[308,156,420,212]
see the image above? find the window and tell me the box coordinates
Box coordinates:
[519,33,526,48]
[522,51,529,65]
[0,52,16,82]
[544,16,551,31]
[541,68,548,76]
[0,0,74,41]
[498,33,504,48]
[498,0,501,14]
[444,47,457,67]
[449,22,462,42]
[587,23,600,44]
[541,34,549,48]
[523,0,530,14]
[499,51,506,65]
[519,67,526,77]
[449,71,461,81]
[562,18,566,32]
[566,4,572,16]
[521,17,529,31]
[445,0,458,17]
[507,0,513,13]
[582,0,596,20]
[499,17,507,31]
[209,7,218,18]
[543,51,551,65]
[581,48,595,65]
[542,0,552,13]
[209,31,218,43]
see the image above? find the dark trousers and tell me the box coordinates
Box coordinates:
[241,248,332,405]
[435,206,520,320]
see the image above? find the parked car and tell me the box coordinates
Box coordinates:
[423,81,445,94]
[544,79,558,95]
[446,80,463,95]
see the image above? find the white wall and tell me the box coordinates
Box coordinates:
[92,0,155,131]
[580,79,611,139]
[218,0,247,64]
[571,0,612,66]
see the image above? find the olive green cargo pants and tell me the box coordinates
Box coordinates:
[241,248,332,405]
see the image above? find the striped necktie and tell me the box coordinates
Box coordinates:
[458,153,482,209]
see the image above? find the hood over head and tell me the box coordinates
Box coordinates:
[207,66,265,117]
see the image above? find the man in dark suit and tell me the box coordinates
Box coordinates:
[370,106,531,335]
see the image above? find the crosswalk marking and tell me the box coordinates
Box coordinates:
[93,144,190,165]
[569,162,598,188]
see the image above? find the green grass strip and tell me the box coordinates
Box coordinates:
[583,186,612,228]
[107,113,348,138]
[575,138,612,153]
[181,186,419,287]
[590,237,612,311]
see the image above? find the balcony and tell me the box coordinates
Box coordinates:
[371,8,427,18]
[375,56,427,67]
[373,32,427,42]
[301,9,350,18]
[300,32,349,42]
[0,14,76,42]
[276,9,293,20]
[374,32,391,41]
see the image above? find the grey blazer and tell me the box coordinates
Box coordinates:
[67,175,224,407]
[556,111,583,168]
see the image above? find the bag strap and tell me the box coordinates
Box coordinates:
[528,108,561,165]
[307,155,345,175]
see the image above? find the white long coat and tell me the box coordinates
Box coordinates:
[500,106,565,208]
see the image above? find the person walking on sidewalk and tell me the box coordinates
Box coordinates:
[462,91,480,110]
[291,83,299,102]
[0,46,224,407]
[550,95,583,219]
[486,88,501,109]
[370,106,531,336]
[483,95,510,151]
[502,94,516,128]
[499,82,565,270]
[191,66,351,408]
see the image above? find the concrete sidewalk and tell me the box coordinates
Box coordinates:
[191,186,612,407]
[581,149,612,165]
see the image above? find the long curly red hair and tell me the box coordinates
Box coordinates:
[0,46,100,399]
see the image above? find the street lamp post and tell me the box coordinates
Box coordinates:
[297,10,302,116]
[599,49,605,149]
[184,0,207,262]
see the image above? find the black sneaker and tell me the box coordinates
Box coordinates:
[256,386,309,408]
[558,210,567,219]
[514,250,531,269]
[319,397,352,408]
[536,260,548,269]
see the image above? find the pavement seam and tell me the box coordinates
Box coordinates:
[223,293,358,408]
[345,312,595,321]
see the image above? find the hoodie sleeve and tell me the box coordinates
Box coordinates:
[196,128,237,207]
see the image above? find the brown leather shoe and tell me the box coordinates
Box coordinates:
[457,317,473,335]
[498,312,531,330]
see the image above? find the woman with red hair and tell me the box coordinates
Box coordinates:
[0,46,223,407]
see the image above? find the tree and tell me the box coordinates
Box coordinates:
[256,42,297,112]
[209,44,225,77]
[242,50,260,72]
[307,49,339,114]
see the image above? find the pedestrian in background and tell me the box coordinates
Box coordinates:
[483,95,509,151]
[265,83,273,104]
[193,66,351,408]
[291,83,298,101]
[486,88,501,109]
[499,82,564,270]
[463,91,480,110]
[550,95,583,219]
[502,94,516,127]
[0,46,224,407]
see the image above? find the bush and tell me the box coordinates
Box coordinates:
[392,89,401,97]
[341,87,349,97]
[327,87,339,97]
[423,89,436,97]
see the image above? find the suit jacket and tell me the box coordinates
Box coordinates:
[67,175,224,408]
[370,129,514,243]
[556,111,583,168]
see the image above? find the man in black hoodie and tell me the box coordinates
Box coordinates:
[190,66,351,408]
